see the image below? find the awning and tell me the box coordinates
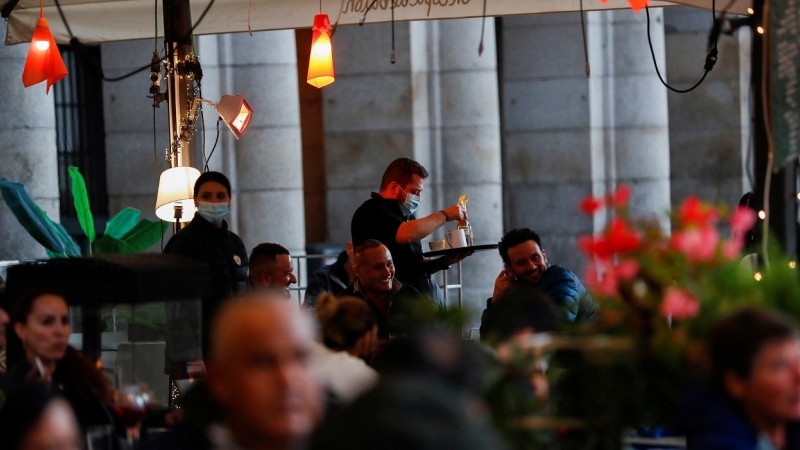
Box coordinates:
[5,0,751,45]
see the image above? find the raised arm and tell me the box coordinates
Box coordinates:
[395,203,466,244]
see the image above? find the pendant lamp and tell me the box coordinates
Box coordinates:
[307,14,335,88]
[22,8,68,93]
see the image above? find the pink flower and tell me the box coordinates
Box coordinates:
[722,239,743,260]
[584,263,619,297]
[671,227,719,263]
[615,259,640,281]
[678,196,718,229]
[580,196,604,215]
[660,287,700,319]
[609,185,631,208]
[730,207,757,236]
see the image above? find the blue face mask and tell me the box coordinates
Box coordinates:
[399,187,421,216]
[197,201,230,225]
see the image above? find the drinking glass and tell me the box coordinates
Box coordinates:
[113,383,154,445]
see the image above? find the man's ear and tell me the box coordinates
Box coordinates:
[542,249,548,264]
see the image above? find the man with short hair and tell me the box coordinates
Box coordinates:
[249,243,297,299]
[340,239,423,339]
[144,294,324,450]
[482,228,597,329]
[303,242,355,310]
[351,158,470,303]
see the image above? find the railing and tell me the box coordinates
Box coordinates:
[289,254,463,309]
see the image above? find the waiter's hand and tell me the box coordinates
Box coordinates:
[442,204,468,222]
[492,269,516,303]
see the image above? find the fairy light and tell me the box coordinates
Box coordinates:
[758,210,767,219]
[790,261,797,269]
[754,272,763,281]
[747,7,754,14]
[757,26,765,34]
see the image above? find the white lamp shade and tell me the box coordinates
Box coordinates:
[155,166,202,222]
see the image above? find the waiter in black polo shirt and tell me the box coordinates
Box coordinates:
[351,158,471,304]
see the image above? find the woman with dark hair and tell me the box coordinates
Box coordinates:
[311,293,379,403]
[0,288,114,435]
[163,171,248,370]
[681,308,800,450]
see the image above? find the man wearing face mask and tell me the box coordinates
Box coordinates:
[351,158,468,304]
[164,171,249,369]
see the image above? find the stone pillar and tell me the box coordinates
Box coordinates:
[199,31,306,257]
[501,14,595,273]
[324,19,503,315]
[664,7,750,206]
[588,9,671,226]
[0,40,60,261]
[102,40,170,222]
[324,22,414,244]
[410,18,504,313]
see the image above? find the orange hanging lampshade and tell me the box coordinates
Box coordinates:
[307,14,334,89]
[22,11,68,93]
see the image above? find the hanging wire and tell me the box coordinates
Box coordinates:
[579,0,589,77]
[331,0,347,36]
[204,119,222,172]
[478,0,487,56]
[359,0,380,25]
[248,0,253,36]
[154,0,158,51]
[760,0,773,270]
[51,0,217,83]
[644,0,718,93]
[391,0,395,63]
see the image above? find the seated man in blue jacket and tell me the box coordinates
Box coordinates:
[481,228,597,332]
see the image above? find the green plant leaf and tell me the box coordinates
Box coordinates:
[104,207,141,239]
[68,167,95,246]
[0,179,80,256]
[95,235,129,255]
[120,219,169,253]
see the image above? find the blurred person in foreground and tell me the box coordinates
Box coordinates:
[143,293,324,450]
[311,293,379,404]
[303,242,356,310]
[164,170,248,371]
[482,228,597,330]
[680,308,800,450]
[0,382,82,450]
[249,243,297,299]
[0,288,113,434]
[340,239,425,339]
[309,331,509,450]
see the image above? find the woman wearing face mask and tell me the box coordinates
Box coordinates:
[164,171,248,368]
[0,288,113,435]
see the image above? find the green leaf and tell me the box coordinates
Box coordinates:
[95,235,129,255]
[68,166,95,245]
[104,207,141,239]
[120,219,169,253]
[0,179,80,256]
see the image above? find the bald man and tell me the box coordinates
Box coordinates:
[144,295,323,450]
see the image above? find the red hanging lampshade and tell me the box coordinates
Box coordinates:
[22,10,68,93]
[307,14,335,89]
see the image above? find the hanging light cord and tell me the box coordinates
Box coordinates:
[391,0,395,63]
[50,0,216,83]
[579,0,589,77]
[359,0,380,25]
[204,119,222,172]
[478,0,487,56]
[645,0,718,93]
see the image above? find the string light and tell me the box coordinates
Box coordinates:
[754,272,763,281]
[758,210,767,219]
[757,26,765,34]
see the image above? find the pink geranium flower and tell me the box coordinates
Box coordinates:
[730,207,757,236]
[660,287,700,319]
[678,196,718,229]
[615,259,640,281]
[671,227,719,263]
[722,239,743,260]
[580,196,604,215]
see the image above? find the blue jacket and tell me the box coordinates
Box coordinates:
[679,381,800,450]
[535,265,597,322]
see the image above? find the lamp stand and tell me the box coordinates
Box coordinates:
[173,204,184,234]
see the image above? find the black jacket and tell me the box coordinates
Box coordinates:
[303,251,351,309]
[163,215,248,365]
[340,280,424,339]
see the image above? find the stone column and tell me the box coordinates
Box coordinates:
[0,41,60,261]
[102,40,170,221]
[323,22,414,244]
[501,14,595,273]
[199,31,306,257]
[664,7,750,206]
[410,18,504,313]
[588,9,671,226]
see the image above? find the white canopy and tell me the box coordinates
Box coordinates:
[5,0,751,45]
